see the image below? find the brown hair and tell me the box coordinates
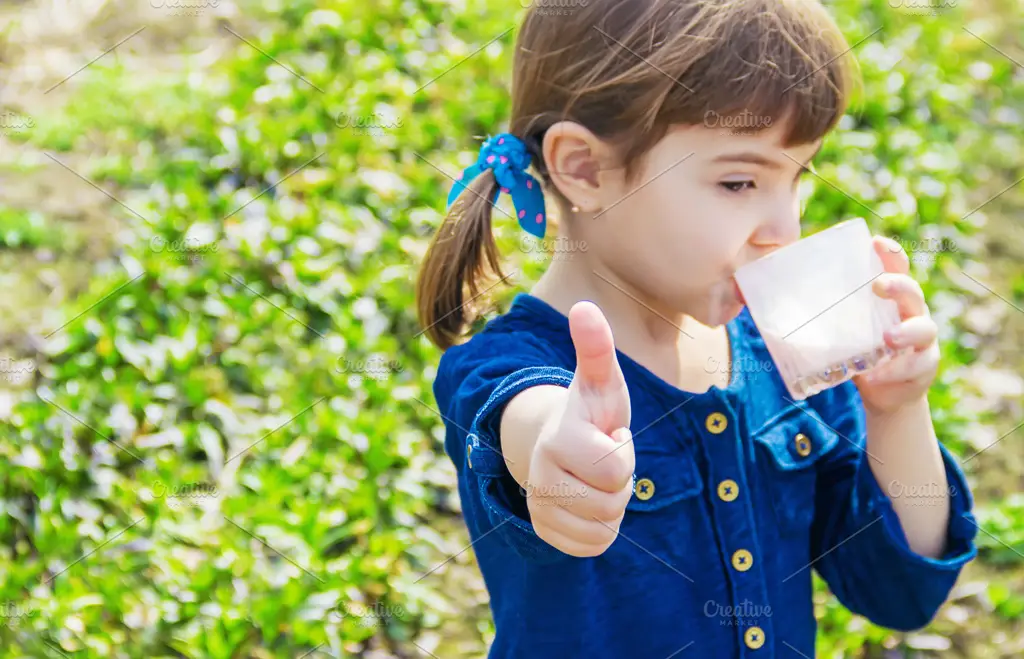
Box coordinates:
[417,0,856,349]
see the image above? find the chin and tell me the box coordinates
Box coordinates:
[690,280,745,327]
[699,301,744,328]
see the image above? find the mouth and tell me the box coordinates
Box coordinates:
[731,277,745,305]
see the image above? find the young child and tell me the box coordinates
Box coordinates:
[417,0,978,656]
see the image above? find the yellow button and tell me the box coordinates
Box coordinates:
[467,443,473,469]
[732,549,753,572]
[635,478,655,501]
[744,626,765,649]
[717,479,739,502]
[705,412,728,434]
[794,433,812,457]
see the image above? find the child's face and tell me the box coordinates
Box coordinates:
[580,118,821,328]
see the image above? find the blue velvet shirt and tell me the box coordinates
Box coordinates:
[433,293,978,658]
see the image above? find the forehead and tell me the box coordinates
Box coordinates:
[662,120,823,159]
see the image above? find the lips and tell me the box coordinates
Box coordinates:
[732,277,745,305]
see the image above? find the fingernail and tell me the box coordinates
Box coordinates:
[887,328,903,346]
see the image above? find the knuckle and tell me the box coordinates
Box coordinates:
[537,525,591,557]
[536,519,615,558]
[615,481,635,508]
[599,461,632,492]
[612,448,636,481]
[578,520,617,548]
[526,495,550,521]
[590,491,626,521]
[594,517,623,545]
[594,450,633,489]
[586,460,615,489]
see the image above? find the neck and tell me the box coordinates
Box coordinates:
[530,231,732,393]
[532,246,699,351]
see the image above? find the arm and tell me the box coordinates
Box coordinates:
[443,302,635,560]
[497,302,635,557]
[808,382,977,631]
[807,236,978,630]
[864,396,949,559]
[855,235,964,559]
[500,384,568,487]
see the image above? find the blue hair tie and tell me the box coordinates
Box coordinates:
[446,132,548,239]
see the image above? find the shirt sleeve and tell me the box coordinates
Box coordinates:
[435,332,576,563]
[806,380,978,631]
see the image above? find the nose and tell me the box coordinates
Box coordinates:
[749,197,801,250]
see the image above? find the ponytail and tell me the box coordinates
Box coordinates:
[416,170,509,350]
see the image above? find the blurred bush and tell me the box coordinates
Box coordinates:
[0,0,1021,656]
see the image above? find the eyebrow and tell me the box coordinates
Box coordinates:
[711,144,823,170]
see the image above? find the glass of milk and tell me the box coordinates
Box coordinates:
[734,218,906,400]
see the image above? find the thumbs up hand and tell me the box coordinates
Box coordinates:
[527,301,635,557]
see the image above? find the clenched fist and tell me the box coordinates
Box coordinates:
[528,301,635,557]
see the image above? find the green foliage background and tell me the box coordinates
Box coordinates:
[0,0,1021,657]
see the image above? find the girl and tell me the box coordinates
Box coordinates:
[417,0,978,656]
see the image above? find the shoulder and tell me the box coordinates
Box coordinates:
[435,314,568,412]
[438,327,554,377]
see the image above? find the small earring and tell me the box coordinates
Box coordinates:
[571,205,580,213]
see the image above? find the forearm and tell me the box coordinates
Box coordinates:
[499,385,570,488]
[865,396,950,559]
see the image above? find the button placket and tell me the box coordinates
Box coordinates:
[695,396,773,656]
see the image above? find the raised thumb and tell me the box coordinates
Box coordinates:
[569,301,625,393]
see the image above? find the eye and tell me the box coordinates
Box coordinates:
[720,180,755,192]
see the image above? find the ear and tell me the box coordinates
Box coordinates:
[542,121,618,213]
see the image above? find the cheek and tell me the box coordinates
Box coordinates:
[593,177,741,281]
[649,190,741,273]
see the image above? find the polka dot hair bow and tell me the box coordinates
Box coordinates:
[446,133,548,239]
